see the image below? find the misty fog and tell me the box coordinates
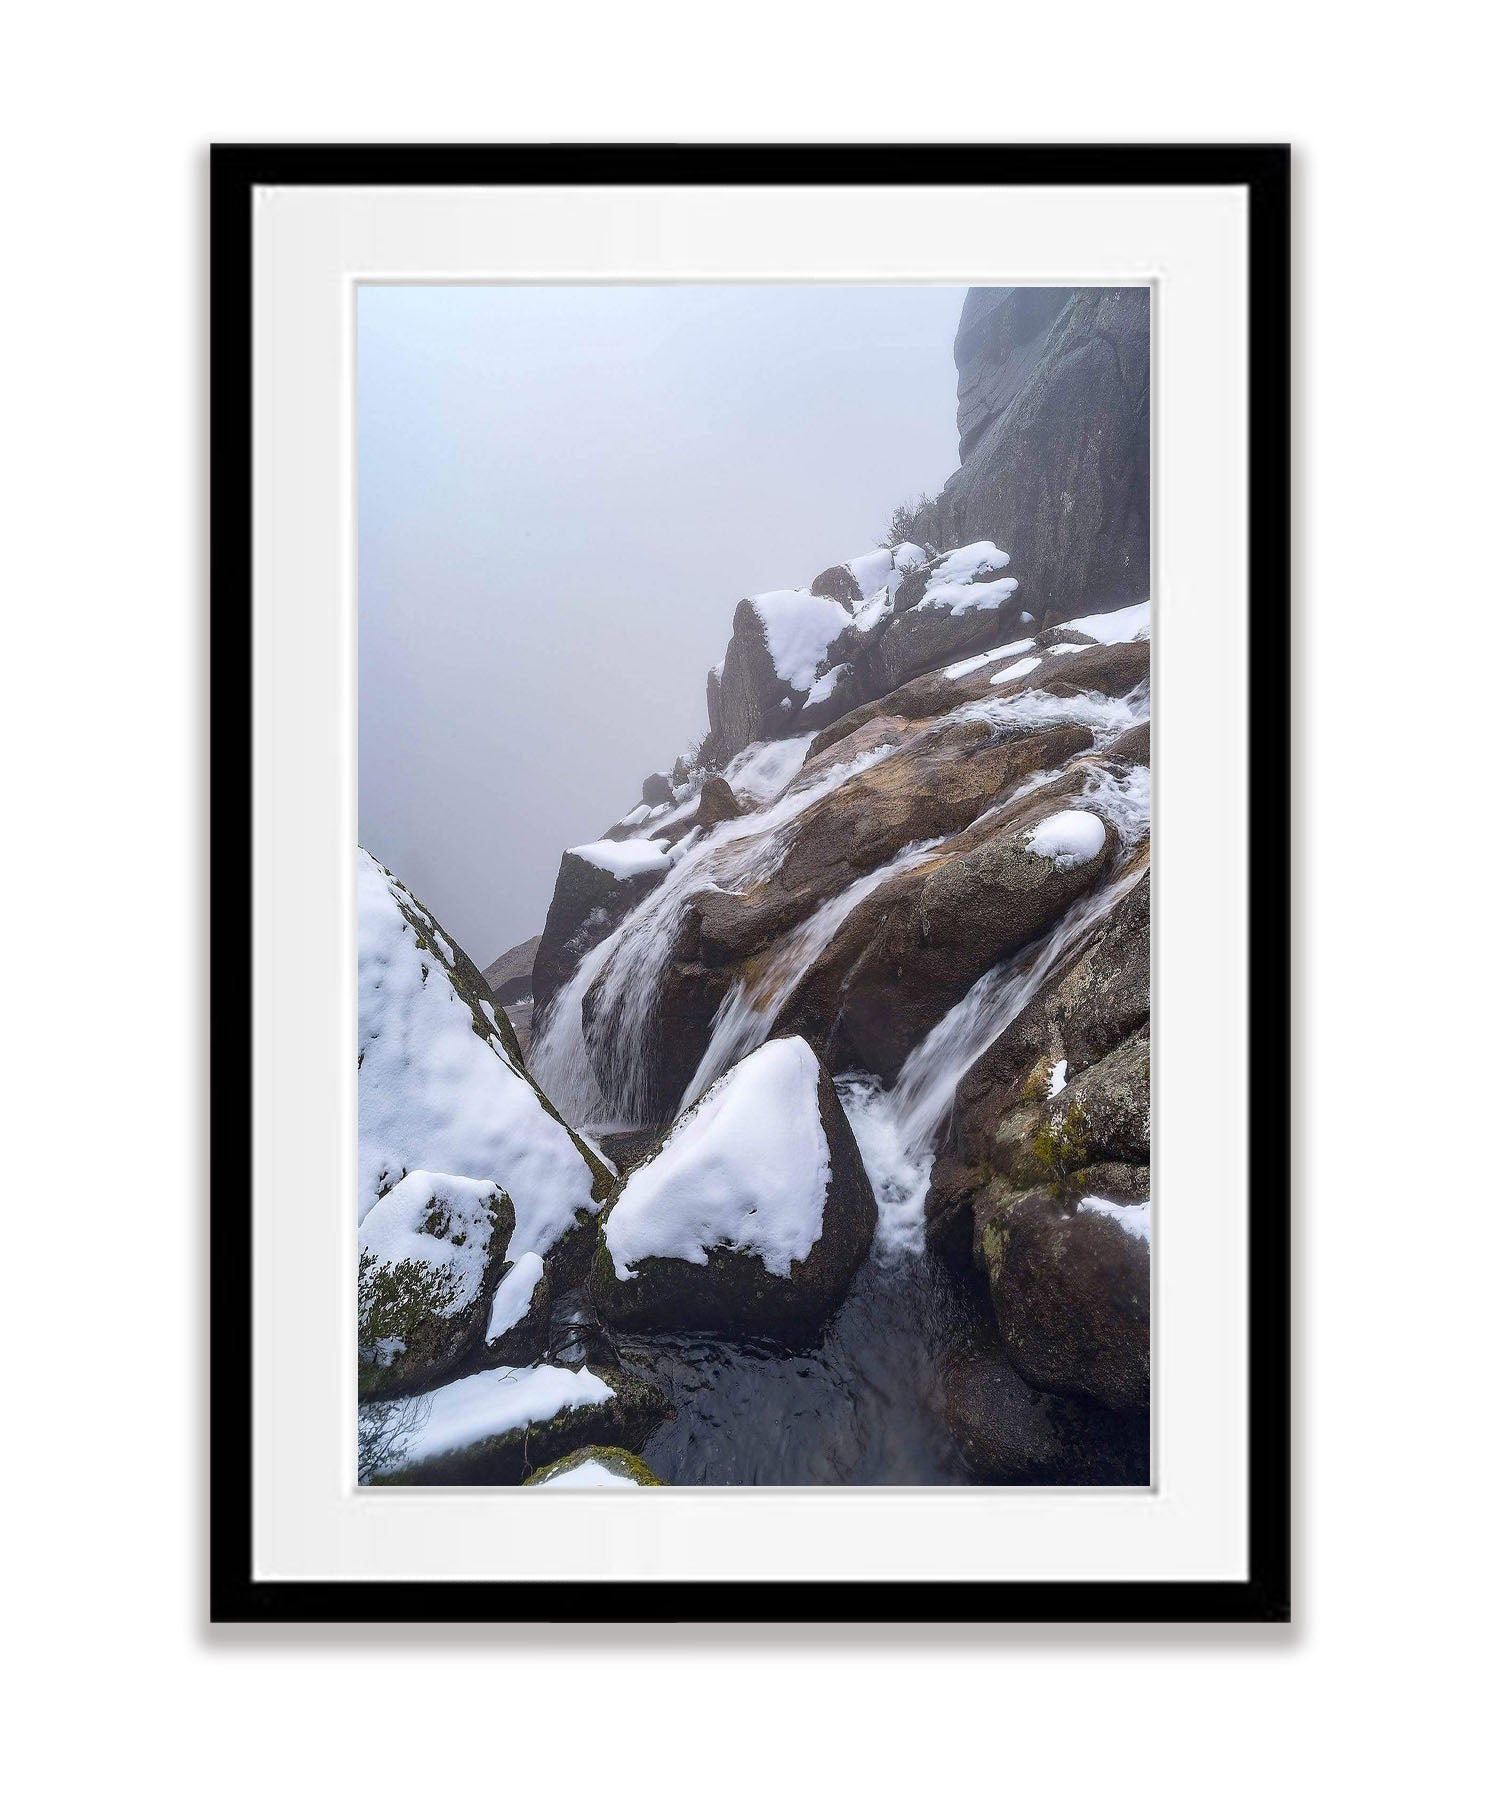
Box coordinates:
[358,283,965,965]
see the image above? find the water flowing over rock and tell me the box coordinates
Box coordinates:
[531,842,672,1027]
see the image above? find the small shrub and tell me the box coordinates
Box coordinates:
[882,493,937,549]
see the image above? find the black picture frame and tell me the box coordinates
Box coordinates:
[210,142,1290,1626]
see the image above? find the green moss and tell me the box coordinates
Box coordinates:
[1024,1100,1092,1196]
[357,1248,462,1352]
[523,1445,665,1487]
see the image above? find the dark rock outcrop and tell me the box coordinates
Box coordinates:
[945,1349,1149,1483]
[693,775,742,828]
[532,846,668,1026]
[924,870,1150,1259]
[921,288,1150,625]
[978,1189,1150,1412]
[482,933,540,1004]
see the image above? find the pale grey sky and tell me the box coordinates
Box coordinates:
[358,284,966,967]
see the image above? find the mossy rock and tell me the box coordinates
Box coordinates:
[523,1445,666,1487]
[357,1185,517,1404]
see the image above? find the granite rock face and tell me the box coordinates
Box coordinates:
[920,287,1150,626]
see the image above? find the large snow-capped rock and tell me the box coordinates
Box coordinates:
[359,1361,671,1485]
[589,1036,876,1339]
[357,851,612,1270]
[921,288,1150,624]
[689,714,1095,972]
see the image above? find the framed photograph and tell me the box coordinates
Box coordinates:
[211,143,1289,1622]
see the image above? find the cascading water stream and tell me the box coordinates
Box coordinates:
[838,863,1146,1256]
[527,739,897,1128]
[677,835,944,1110]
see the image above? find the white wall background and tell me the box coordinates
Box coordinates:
[4,5,1494,1795]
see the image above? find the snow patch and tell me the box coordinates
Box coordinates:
[1047,1059,1069,1098]
[569,836,673,879]
[987,654,1042,685]
[604,1037,832,1279]
[806,662,851,705]
[1079,1195,1152,1243]
[486,1251,545,1344]
[749,587,853,692]
[916,542,1019,618]
[1060,599,1151,645]
[1024,810,1108,869]
[530,1458,643,1489]
[943,637,1035,680]
[370,1364,615,1473]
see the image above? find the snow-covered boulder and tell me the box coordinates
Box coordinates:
[359,1361,672,1485]
[713,585,853,759]
[523,1445,665,1487]
[978,1187,1150,1412]
[589,1036,876,1340]
[357,1170,516,1399]
[358,852,612,1274]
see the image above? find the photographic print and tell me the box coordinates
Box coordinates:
[355,281,1152,1489]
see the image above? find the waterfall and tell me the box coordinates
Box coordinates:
[840,863,1146,1256]
[677,835,944,1110]
[527,740,897,1130]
